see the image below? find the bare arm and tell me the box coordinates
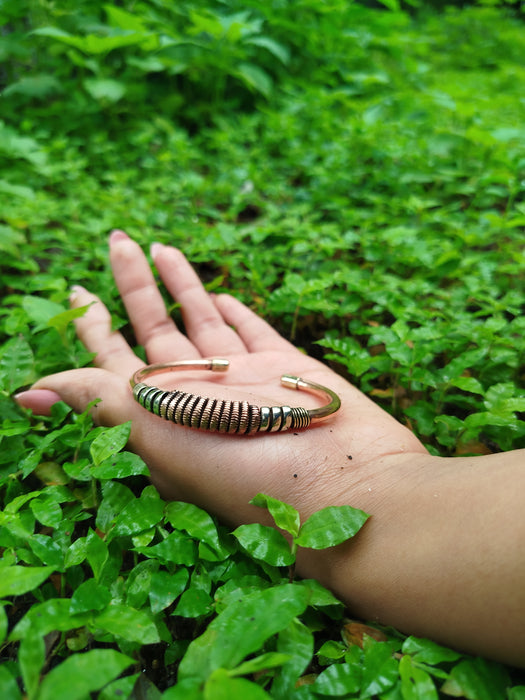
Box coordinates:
[16,231,525,667]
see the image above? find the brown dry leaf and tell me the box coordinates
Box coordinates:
[342,620,388,648]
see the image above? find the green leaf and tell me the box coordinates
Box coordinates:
[360,640,399,697]
[135,531,196,566]
[37,649,133,700]
[204,669,271,699]
[233,523,295,566]
[179,584,309,682]
[250,493,301,537]
[93,603,160,644]
[165,501,224,556]
[69,578,111,614]
[313,662,361,695]
[10,598,91,641]
[236,63,272,97]
[84,78,126,103]
[0,336,35,393]
[91,451,149,479]
[399,655,438,699]
[109,488,164,538]
[174,588,213,618]
[90,422,131,466]
[19,627,45,700]
[0,565,52,597]
[294,506,369,549]
[442,658,510,700]
[230,652,291,677]
[149,568,189,614]
[0,666,22,700]
[272,618,314,699]
[401,636,462,665]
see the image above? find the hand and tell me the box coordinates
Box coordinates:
[15,230,525,665]
[19,230,426,523]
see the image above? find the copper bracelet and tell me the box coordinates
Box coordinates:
[130,359,340,435]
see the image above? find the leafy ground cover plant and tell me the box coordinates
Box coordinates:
[1,0,525,696]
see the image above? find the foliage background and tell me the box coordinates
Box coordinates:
[0,0,524,697]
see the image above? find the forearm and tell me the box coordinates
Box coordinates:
[296,450,525,667]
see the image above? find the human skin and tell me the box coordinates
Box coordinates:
[16,230,525,667]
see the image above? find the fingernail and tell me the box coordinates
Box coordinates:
[70,285,87,303]
[109,229,129,245]
[150,242,164,259]
[14,389,63,415]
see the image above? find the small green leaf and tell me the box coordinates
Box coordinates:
[174,588,213,618]
[0,565,52,597]
[10,598,91,641]
[230,652,291,677]
[136,531,196,566]
[109,489,164,538]
[294,506,369,549]
[37,649,134,700]
[272,618,314,699]
[250,494,301,537]
[84,78,126,103]
[233,523,295,566]
[90,422,131,466]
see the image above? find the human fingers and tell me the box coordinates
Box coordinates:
[109,231,196,361]
[28,368,135,426]
[213,293,298,353]
[70,285,144,377]
[151,243,247,356]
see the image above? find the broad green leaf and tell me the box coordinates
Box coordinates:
[90,422,131,466]
[250,493,301,537]
[233,523,295,566]
[33,26,150,54]
[313,662,361,695]
[69,578,111,614]
[0,666,22,700]
[93,603,160,644]
[30,496,62,528]
[0,336,35,393]
[360,640,399,697]
[204,669,271,699]
[442,658,510,700]
[96,480,136,532]
[84,78,126,103]
[21,295,64,328]
[91,451,149,479]
[47,304,92,339]
[149,568,189,614]
[272,618,314,699]
[109,489,164,538]
[0,605,7,644]
[19,627,45,699]
[162,679,203,700]
[165,501,224,555]
[236,62,272,97]
[230,652,291,677]
[179,584,309,682]
[449,377,484,395]
[244,36,290,64]
[0,565,52,597]
[10,598,91,641]
[28,534,64,569]
[126,559,159,609]
[98,674,140,700]
[135,531,196,566]
[86,528,109,580]
[401,636,462,665]
[37,649,133,700]
[399,655,438,700]
[174,588,213,618]
[294,506,369,549]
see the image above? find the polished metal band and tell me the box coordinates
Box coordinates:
[130,359,340,435]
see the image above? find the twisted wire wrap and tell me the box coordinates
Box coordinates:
[130,359,340,435]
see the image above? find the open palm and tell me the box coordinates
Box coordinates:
[31,232,427,526]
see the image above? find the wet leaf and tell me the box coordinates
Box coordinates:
[233,523,295,566]
[295,506,369,549]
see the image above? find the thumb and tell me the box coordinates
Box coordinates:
[15,368,133,426]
